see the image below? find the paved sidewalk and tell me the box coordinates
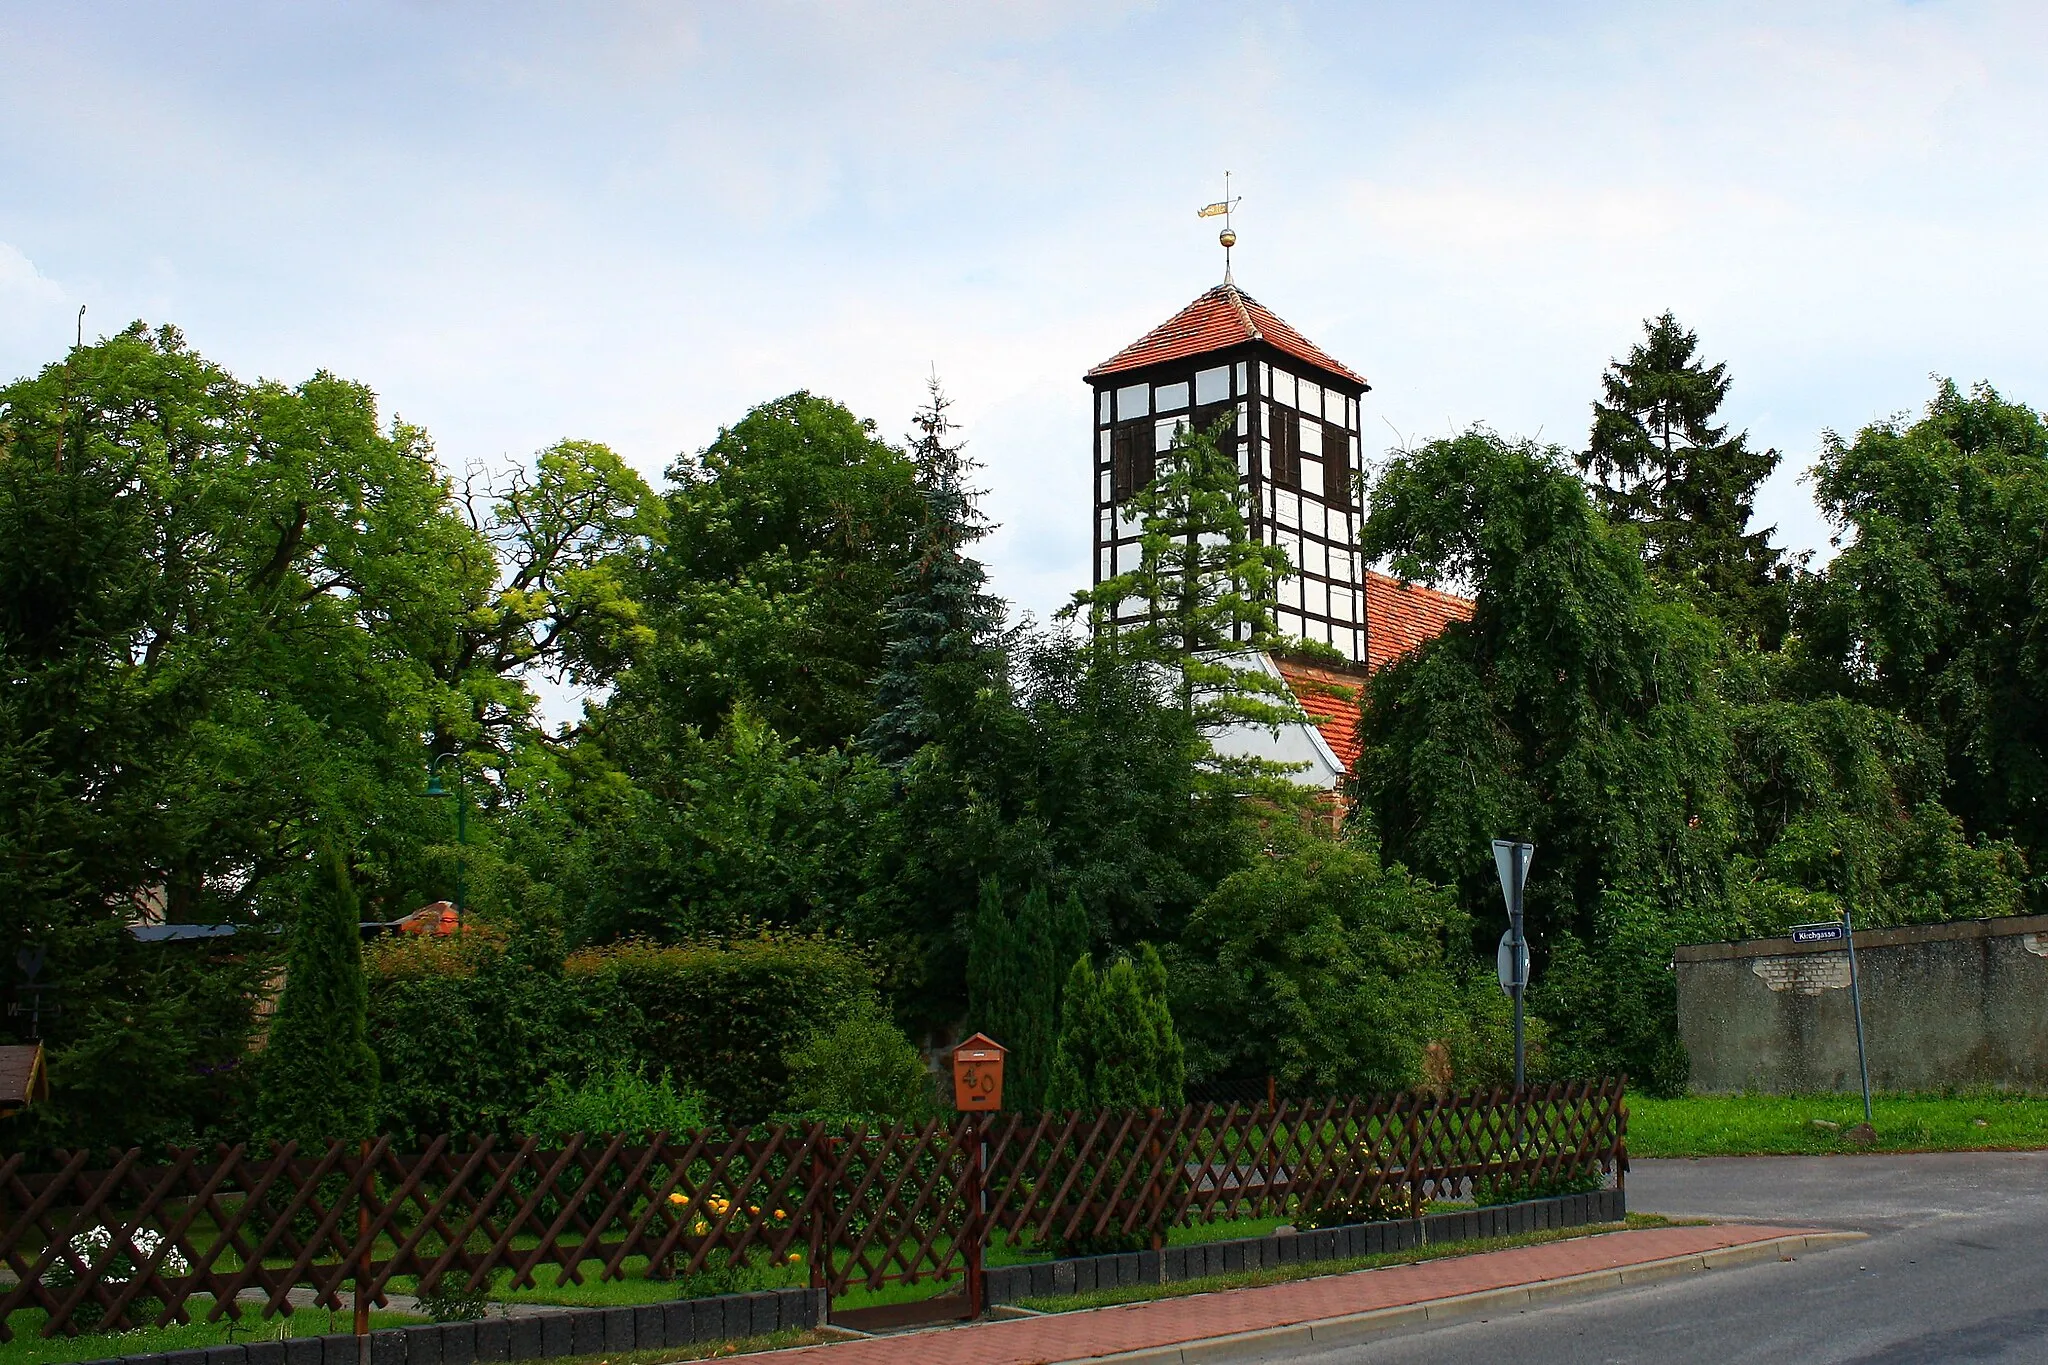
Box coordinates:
[763,1224,1848,1365]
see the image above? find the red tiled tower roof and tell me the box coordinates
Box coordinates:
[1272,574,1475,771]
[1086,282,1369,389]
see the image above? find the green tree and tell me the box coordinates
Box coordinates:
[1065,416,1301,741]
[626,393,922,752]
[1174,834,1459,1096]
[1358,428,1735,1091]
[1796,379,2048,870]
[563,704,881,945]
[862,379,1007,766]
[964,881,1068,1111]
[1578,312,1787,645]
[257,843,380,1142]
[1133,943,1185,1109]
[783,1012,936,1125]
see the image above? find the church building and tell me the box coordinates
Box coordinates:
[1084,269,1472,786]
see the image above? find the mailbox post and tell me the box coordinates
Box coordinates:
[950,1033,1005,1317]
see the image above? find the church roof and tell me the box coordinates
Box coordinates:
[1086,282,1369,389]
[1272,573,1476,772]
[1362,571,1474,670]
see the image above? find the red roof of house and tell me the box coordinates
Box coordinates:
[1363,571,1474,670]
[397,901,462,937]
[1087,282,1369,389]
[1272,657,1369,771]
[1273,573,1475,771]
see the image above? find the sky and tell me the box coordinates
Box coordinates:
[5,1,2047,663]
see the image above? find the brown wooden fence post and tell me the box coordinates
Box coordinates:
[354,1139,370,1365]
[1405,1100,1423,1221]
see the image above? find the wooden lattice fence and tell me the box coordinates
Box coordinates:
[0,1078,1625,1338]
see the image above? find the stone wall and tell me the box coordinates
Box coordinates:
[1675,914,2048,1093]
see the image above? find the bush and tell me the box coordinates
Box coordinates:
[1173,834,1461,1097]
[415,1269,500,1322]
[41,1225,189,1332]
[524,1060,709,1137]
[366,930,592,1143]
[1470,1153,1605,1206]
[565,932,878,1123]
[782,1012,935,1126]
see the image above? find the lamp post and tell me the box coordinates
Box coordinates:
[424,752,467,925]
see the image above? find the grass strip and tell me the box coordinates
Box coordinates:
[1629,1093,2048,1157]
[1011,1213,1680,1314]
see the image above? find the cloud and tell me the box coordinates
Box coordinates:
[0,243,70,354]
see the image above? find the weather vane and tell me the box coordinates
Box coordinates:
[1197,172,1240,282]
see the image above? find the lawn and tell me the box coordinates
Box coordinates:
[0,1305,423,1365]
[477,1212,1308,1315]
[1628,1092,2048,1157]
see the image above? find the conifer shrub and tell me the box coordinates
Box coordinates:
[255,842,379,1143]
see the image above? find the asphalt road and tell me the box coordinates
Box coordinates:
[1289,1151,2048,1365]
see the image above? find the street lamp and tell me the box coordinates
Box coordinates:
[424,752,467,926]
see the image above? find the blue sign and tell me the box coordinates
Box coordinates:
[1791,922,1845,944]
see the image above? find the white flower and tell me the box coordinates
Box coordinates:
[53,1225,190,1283]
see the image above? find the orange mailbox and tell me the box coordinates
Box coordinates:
[951,1032,1006,1111]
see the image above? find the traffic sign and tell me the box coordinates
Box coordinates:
[1790,921,1845,944]
[1496,930,1530,996]
[1492,841,1535,917]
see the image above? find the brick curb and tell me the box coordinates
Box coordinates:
[1064,1232,1867,1365]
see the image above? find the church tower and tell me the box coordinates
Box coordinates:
[1084,278,1373,661]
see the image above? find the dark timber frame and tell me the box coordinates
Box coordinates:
[1089,339,1371,660]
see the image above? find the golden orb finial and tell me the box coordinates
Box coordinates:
[1219,227,1237,249]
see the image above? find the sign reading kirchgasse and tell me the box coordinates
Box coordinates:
[1790,921,1846,945]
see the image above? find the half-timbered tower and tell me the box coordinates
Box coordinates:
[1085,280,1372,661]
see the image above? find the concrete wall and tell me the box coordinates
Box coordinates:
[1675,914,2048,1093]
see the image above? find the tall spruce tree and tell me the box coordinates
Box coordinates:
[862,378,1007,765]
[1578,312,1788,645]
[256,843,379,1142]
[1064,415,1301,740]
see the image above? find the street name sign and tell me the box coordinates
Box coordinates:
[1790,921,1846,945]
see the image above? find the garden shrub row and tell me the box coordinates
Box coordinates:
[365,930,880,1138]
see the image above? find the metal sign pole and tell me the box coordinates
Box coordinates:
[1510,852,1526,1097]
[1493,839,1535,1150]
[1843,905,1873,1125]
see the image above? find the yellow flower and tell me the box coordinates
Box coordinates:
[747,1205,759,1215]
[668,1192,689,1206]
[691,1219,709,1235]
[786,1252,802,1264]
[773,1209,786,1220]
